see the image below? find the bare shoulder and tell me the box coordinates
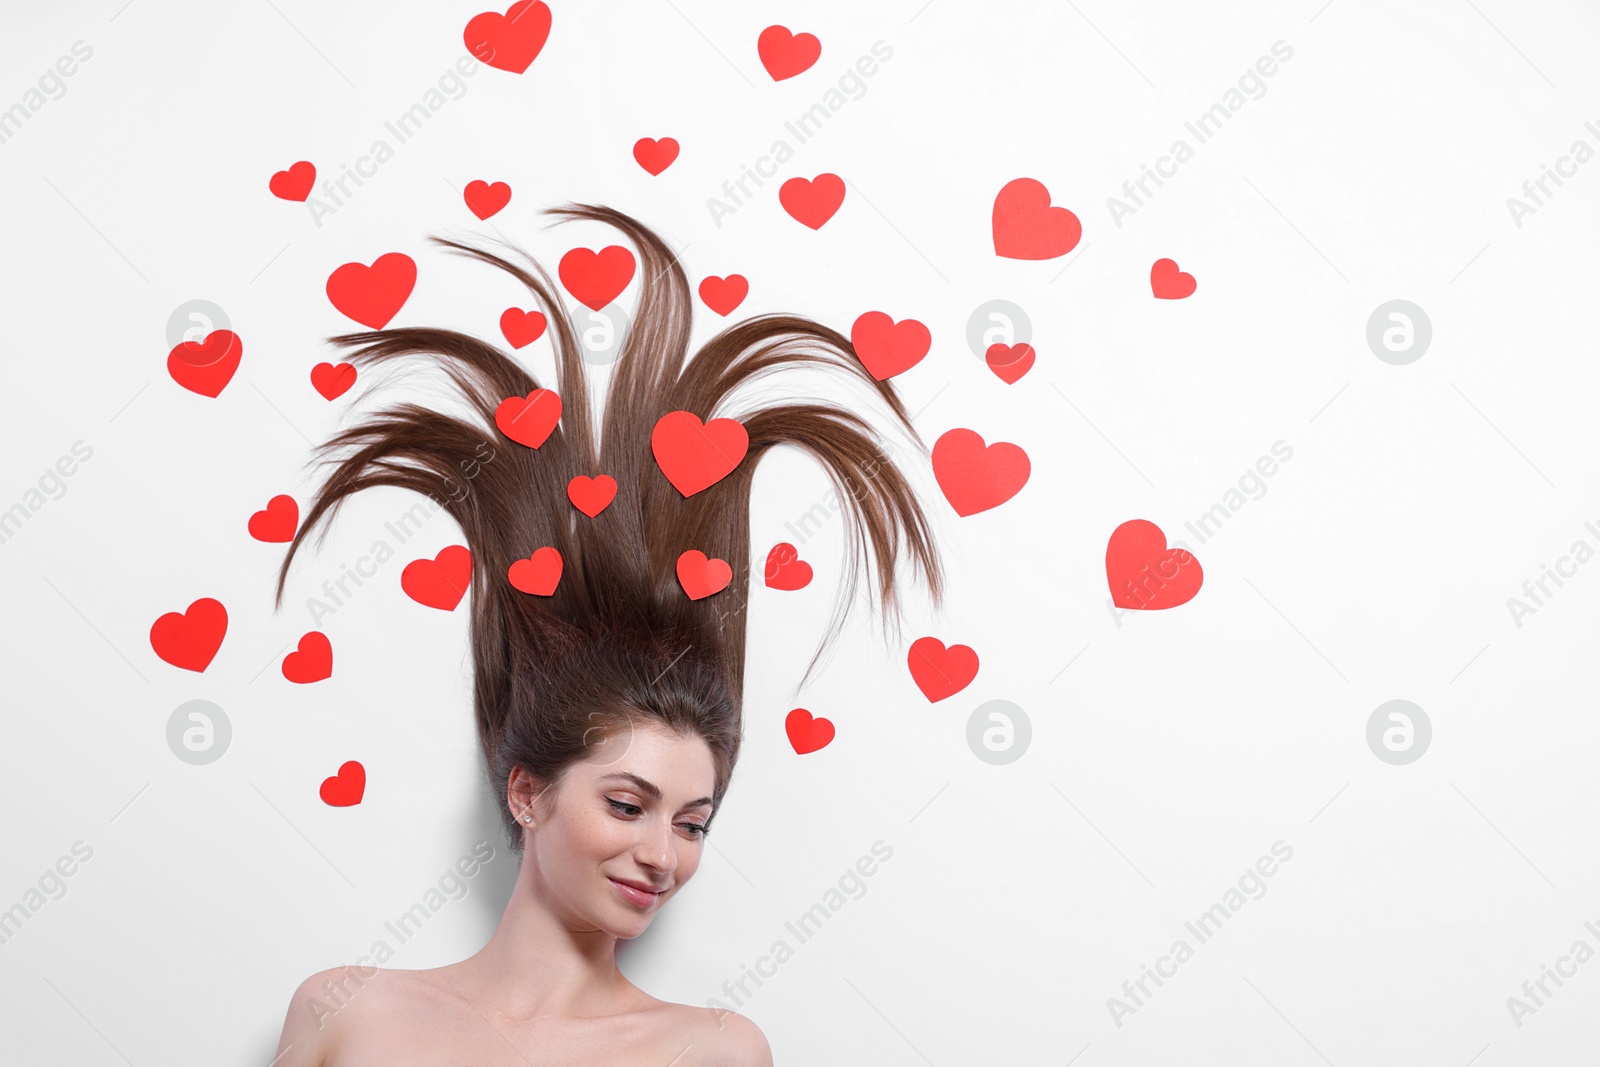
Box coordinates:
[669,1003,773,1067]
[272,965,429,1066]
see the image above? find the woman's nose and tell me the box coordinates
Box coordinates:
[636,817,676,872]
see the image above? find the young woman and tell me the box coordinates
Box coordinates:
[269,203,945,1065]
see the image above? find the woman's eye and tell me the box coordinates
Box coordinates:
[681,823,709,839]
[606,798,642,817]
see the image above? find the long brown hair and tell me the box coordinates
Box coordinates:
[273,203,944,846]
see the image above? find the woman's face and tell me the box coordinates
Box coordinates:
[517,720,717,938]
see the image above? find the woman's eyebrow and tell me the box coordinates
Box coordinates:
[599,771,712,809]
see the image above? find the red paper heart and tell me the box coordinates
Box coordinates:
[676,549,732,600]
[992,178,1082,260]
[931,428,1030,517]
[558,245,636,312]
[1105,519,1203,609]
[651,411,749,496]
[167,329,242,398]
[464,179,512,219]
[507,546,563,595]
[779,174,845,229]
[785,708,835,754]
[985,343,1035,384]
[248,494,298,542]
[149,597,228,673]
[310,361,357,400]
[495,389,562,448]
[758,25,821,81]
[851,311,931,381]
[282,631,332,683]
[499,307,547,349]
[269,161,315,202]
[401,545,472,611]
[1150,258,1197,299]
[319,760,365,806]
[567,474,617,517]
[907,636,979,702]
[633,137,680,175]
[764,542,813,591]
[463,0,552,74]
[326,253,415,329]
[698,274,748,317]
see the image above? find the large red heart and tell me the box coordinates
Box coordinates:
[851,311,930,380]
[495,389,562,448]
[758,25,821,81]
[567,474,616,517]
[633,137,680,176]
[985,343,1035,384]
[785,708,835,754]
[499,307,547,349]
[326,253,415,329]
[310,361,357,400]
[150,597,228,673]
[167,329,242,398]
[401,545,472,611]
[780,174,845,229]
[764,542,812,591]
[507,547,563,596]
[677,550,732,600]
[907,636,979,702]
[1105,519,1203,609]
[319,760,366,806]
[248,494,298,542]
[269,161,315,202]
[282,631,332,683]
[698,274,748,317]
[1150,258,1197,299]
[463,179,512,219]
[652,411,749,496]
[992,177,1082,260]
[558,245,636,312]
[931,428,1030,517]
[463,0,552,74]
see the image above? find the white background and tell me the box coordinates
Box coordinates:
[2,0,1598,1064]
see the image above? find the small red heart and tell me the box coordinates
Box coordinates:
[907,636,979,702]
[558,245,636,312]
[758,25,821,81]
[310,361,357,400]
[698,275,748,317]
[507,546,563,595]
[319,760,366,806]
[167,329,242,398]
[764,542,812,591]
[463,179,512,219]
[495,389,562,448]
[326,253,416,329]
[567,474,617,516]
[985,343,1035,384]
[248,494,298,542]
[499,307,547,349]
[150,597,228,673]
[851,311,931,381]
[931,428,1031,517]
[676,549,732,600]
[633,137,680,175]
[785,708,835,754]
[992,177,1082,260]
[282,631,333,683]
[651,411,749,497]
[779,174,845,229]
[463,0,552,74]
[269,161,316,202]
[1151,258,1197,299]
[401,545,473,611]
[1106,519,1203,609]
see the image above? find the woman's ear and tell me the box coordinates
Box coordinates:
[506,765,545,828]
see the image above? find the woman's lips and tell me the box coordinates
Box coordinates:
[609,877,663,907]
